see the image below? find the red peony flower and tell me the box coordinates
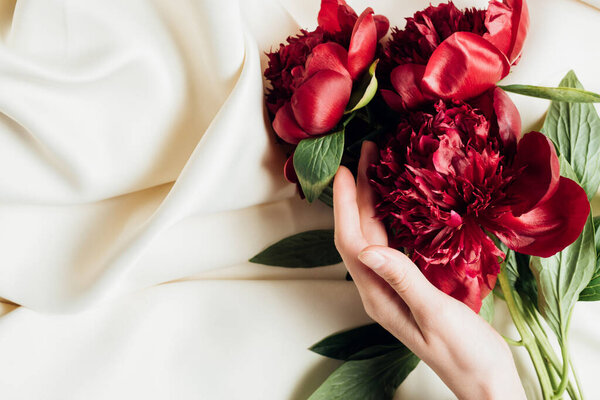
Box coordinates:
[381,0,529,111]
[264,0,389,146]
[369,88,589,312]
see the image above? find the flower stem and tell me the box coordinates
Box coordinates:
[523,303,580,400]
[552,337,570,399]
[498,266,554,400]
[570,357,585,400]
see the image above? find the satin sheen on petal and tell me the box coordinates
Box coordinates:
[347,8,377,80]
[374,15,390,40]
[507,131,560,216]
[492,87,521,151]
[389,63,428,110]
[291,69,352,135]
[494,177,590,257]
[303,42,350,80]
[317,0,356,33]
[273,103,311,144]
[484,0,530,64]
[421,32,511,101]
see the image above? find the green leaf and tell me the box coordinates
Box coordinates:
[310,324,399,361]
[308,346,420,400]
[249,230,341,268]
[529,159,596,338]
[346,60,379,113]
[294,131,345,202]
[500,83,600,103]
[479,292,495,323]
[540,70,600,199]
[579,216,600,300]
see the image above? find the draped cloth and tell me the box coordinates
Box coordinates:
[0,0,599,398]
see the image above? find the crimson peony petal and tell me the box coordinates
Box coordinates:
[484,0,529,64]
[284,155,298,183]
[303,42,350,80]
[418,221,502,312]
[507,131,560,216]
[493,176,590,258]
[389,63,429,110]
[422,264,484,312]
[317,0,357,34]
[471,88,521,154]
[291,69,352,135]
[272,103,312,144]
[492,87,521,152]
[347,8,377,80]
[374,15,390,40]
[380,89,404,112]
[421,32,510,101]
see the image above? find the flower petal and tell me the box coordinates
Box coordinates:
[422,264,484,312]
[374,15,390,40]
[507,131,560,216]
[389,63,428,110]
[471,87,521,154]
[380,89,404,112]
[317,0,357,34]
[272,103,311,144]
[421,32,510,101]
[493,176,590,257]
[284,155,298,183]
[347,8,377,80]
[492,87,521,152]
[291,69,352,135]
[304,42,350,80]
[420,221,502,312]
[484,0,530,64]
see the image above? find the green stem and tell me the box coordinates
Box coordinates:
[502,335,524,346]
[552,337,570,399]
[498,267,554,399]
[570,357,585,400]
[523,302,580,400]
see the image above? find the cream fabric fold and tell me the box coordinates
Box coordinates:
[0,0,598,399]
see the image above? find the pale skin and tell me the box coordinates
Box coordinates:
[333,141,527,400]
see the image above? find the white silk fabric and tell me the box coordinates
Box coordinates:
[0,0,599,398]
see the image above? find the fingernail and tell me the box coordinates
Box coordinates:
[358,250,385,269]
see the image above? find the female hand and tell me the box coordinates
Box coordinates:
[333,141,526,400]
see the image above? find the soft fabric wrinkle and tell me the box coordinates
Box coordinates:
[0,1,599,399]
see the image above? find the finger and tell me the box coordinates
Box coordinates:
[358,245,444,323]
[333,166,367,252]
[333,167,389,292]
[357,141,388,246]
[334,169,425,350]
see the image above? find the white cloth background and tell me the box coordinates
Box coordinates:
[0,0,599,398]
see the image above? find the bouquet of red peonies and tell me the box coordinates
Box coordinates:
[252,0,600,398]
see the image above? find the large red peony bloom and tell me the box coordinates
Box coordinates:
[369,88,589,312]
[381,0,529,111]
[264,0,389,145]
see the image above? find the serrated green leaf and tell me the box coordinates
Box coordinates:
[346,60,379,113]
[540,70,600,200]
[294,131,345,202]
[310,324,399,360]
[530,159,596,338]
[249,230,341,268]
[579,215,600,300]
[479,292,495,323]
[500,83,600,103]
[308,346,420,400]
